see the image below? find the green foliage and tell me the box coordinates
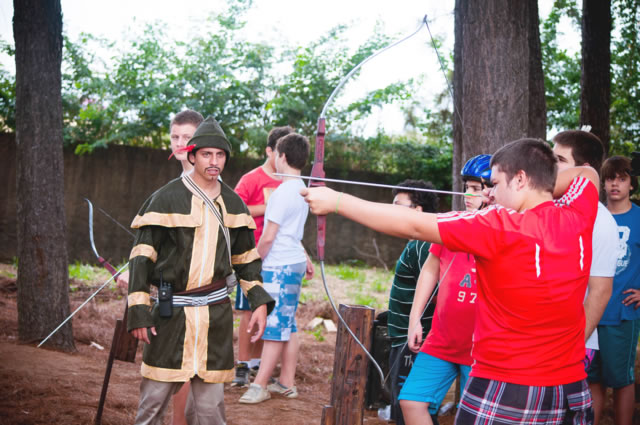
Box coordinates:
[610,0,640,154]
[1,0,453,181]
[61,33,116,153]
[540,0,581,132]
[541,0,640,154]
[0,40,15,132]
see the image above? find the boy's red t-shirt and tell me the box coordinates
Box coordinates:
[234,166,281,243]
[421,244,477,365]
[437,177,598,386]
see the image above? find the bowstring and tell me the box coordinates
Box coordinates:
[382,253,457,385]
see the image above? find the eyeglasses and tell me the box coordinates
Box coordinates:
[393,202,416,209]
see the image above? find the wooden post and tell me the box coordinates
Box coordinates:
[321,304,374,425]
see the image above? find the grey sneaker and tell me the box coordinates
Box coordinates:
[249,364,260,377]
[239,383,271,404]
[267,380,298,398]
[231,363,250,387]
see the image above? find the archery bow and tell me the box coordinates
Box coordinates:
[310,16,430,389]
[84,198,139,425]
[309,13,472,392]
[37,200,132,348]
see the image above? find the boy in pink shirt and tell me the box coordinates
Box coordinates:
[400,155,492,425]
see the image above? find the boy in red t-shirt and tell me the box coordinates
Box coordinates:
[399,155,491,425]
[232,126,292,387]
[302,139,599,424]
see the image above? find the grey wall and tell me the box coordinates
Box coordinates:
[1,134,430,269]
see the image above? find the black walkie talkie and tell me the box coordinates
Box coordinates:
[158,271,173,318]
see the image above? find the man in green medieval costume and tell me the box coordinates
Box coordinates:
[127,116,275,424]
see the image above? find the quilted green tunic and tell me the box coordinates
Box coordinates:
[127,175,274,383]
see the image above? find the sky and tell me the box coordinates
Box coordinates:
[0,0,579,136]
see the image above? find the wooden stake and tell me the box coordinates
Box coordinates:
[321,304,374,425]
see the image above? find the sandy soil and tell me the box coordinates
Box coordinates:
[0,264,458,425]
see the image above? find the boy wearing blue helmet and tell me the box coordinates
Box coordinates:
[397,155,490,425]
[460,154,492,210]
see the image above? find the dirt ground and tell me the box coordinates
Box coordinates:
[0,263,636,425]
[0,264,458,425]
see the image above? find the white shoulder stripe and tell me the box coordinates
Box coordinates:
[556,177,589,207]
[437,204,516,224]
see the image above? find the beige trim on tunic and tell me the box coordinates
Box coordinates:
[129,244,158,262]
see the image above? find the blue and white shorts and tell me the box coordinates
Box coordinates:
[261,262,306,342]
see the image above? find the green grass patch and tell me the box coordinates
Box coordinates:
[370,278,387,293]
[353,293,378,308]
[68,261,102,281]
[0,270,16,279]
[305,327,325,342]
[299,291,316,304]
[326,263,366,283]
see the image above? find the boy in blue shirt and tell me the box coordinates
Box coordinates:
[588,155,640,425]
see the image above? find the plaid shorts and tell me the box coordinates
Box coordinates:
[455,377,593,425]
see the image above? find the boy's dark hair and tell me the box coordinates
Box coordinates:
[601,155,638,192]
[392,179,439,213]
[275,133,310,170]
[267,126,295,150]
[491,138,557,194]
[552,130,605,172]
[171,109,204,129]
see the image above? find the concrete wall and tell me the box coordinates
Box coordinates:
[1,134,426,269]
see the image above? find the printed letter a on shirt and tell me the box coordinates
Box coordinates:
[459,274,472,288]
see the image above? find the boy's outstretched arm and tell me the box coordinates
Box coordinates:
[553,165,600,198]
[300,187,442,244]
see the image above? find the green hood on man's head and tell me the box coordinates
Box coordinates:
[187,116,231,159]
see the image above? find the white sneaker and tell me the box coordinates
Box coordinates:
[239,383,271,404]
[267,380,298,398]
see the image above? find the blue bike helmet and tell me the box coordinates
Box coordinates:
[461,154,492,186]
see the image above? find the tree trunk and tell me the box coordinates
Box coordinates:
[13,0,73,350]
[452,0,546,210]
[580,0,611,154]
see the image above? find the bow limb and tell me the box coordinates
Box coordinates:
[85,198,122,279]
